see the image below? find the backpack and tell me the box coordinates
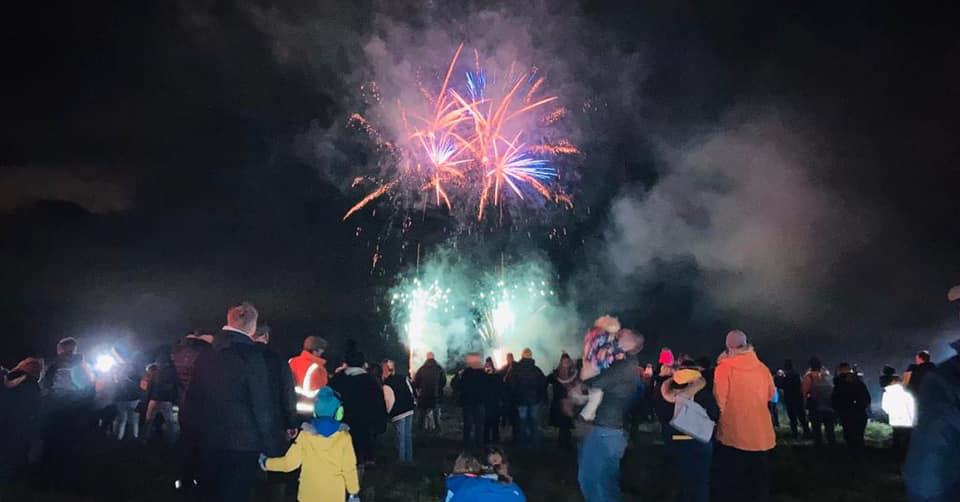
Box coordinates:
[669,394,715,443]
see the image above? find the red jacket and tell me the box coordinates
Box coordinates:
[289,351,328,400]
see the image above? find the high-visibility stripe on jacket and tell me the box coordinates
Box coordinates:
[289,351,328,407]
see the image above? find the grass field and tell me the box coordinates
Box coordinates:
[6,409,907,502]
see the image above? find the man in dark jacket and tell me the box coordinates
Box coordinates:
[172,331,214,406]
[413,352,446,432]
[144,351,180,445]
[40,337,95,489]
[171,331,213,494]
[329,351,387,466]
[253,326,298,434]
[382,359,416,463]
[1,358,42,493]
[775,359,808,438]
[832,362,871,454]
[184,302,286,502]
[904,350,936,396]
[506,348,547,447]
[452,353,488,447]
[903,339,960,502]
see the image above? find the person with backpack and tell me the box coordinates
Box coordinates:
[657,359,719,502]
[712,330,776,502]
[832,362,871,455]
[803,357,836,446]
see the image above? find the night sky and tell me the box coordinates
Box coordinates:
[3,1,959,372]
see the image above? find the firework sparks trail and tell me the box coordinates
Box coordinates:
[345,44,579,223]
[391,278,453,371]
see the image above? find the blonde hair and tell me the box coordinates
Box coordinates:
[452,452,482,474]
[226,302,258,334]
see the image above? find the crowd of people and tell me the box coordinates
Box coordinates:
[2,301,960,502]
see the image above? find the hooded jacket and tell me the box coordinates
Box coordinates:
[413,358,446,406]
[329,367,387,436]
[265,419,360,502]
[832,372,871,419]
[713,347,776,451]
[903,354,960,501]
[507,358,547,406]
[288,350,328,402]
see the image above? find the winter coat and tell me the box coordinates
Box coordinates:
[546,367,577,428]
[182,329,287,456]
[114,364,144,402]
[444,474,527,502]
[413,359,446,407]
[452,367,489,407]
[802,369,835,412]
[171,336,212,404]
[775,369,804,406]
[40,353,95,410]
[265,419,360,502]
[905,361,936,396]
[832,373,871,420]
[483,371,505,419]
[329,368,388,436]
[384,374,416,420]
[0,371,41,475]
[257,343,299,431]
[713,348,776,451]
[288,350,328,400]
[903,355,960,501]
[507,359,547,406]
[147,363,179,403]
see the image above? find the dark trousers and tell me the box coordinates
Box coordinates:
[483,407,500,444]
[351,427,376,464]
[711,444,770,502]
[784,399,808,436]
[840,414,867,450]
[558,426,573,449]
[667,437,712,502]
[768,402,780,427]
[198,450,259,502]
[462,404,485,447]
[809,409,836,445]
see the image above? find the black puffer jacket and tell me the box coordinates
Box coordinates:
[385,374,416,419]
[452,367,489,407]
[832,373,871,419]
[329,368,388,435]
[413,359,446,407]
[182,330,286,456]
[507,359,547,406]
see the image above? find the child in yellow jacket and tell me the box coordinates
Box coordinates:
[260,386,361,502]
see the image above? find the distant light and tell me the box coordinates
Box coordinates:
[95,353,117,373]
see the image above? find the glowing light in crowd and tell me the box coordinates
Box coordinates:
[881,383,916,427]
[474,278,553,364]
[95,353,117,373]
[345,44,578,223]
[391,278,453,371]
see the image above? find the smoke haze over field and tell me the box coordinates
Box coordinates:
[2,1,959,375]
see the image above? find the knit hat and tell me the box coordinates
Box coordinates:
[521,348,533,359]
[673,368,702,385]
[313,387,344,420]
[658,348,675,366]
[725,330,748,351]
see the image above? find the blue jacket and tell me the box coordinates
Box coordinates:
[903,354,960,501]
[445,474,526,502]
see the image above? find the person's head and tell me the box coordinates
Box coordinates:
[382,359,396,377]
[882,365,896,376]
[484,357,495,373]
[303,336,328,357]
[425,351,435,361]
[724,330,748,352]
[559,353,572,369]
[809,356,822,371]
[482,446,512,482]
[56,337,78,357]
[465,353,483,369]
[253,325,271,344]
[226,302,258,336]
[313,387,344,421]
[916,350,931,364]
[521,348,533,360]
[345,351,365,368]
[837,362,852,375]
[452,452,483,475]
[783,359,794,371]
[506,353,515,364]
[145,362,159,373]
[618,329,644,354]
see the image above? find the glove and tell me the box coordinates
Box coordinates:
[347,494,360,502]
[258,453,268,472]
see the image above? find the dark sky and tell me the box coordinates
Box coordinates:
[3,1,959,369]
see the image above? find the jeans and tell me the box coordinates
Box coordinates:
[666,437,712,502]
[393,414,414,463]
[145,400,179,444]
[578,425,627,502]
[711,444,770,502]
[516,404,541,447]
[462,404,485,447]
[419,404,442,432]
[113,399,140,440]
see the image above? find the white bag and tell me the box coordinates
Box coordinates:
[669,394,715,443]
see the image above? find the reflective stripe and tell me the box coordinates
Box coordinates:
[296,363,320,398]
[296,402,314,414]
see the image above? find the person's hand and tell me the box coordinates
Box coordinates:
[257,453,268,471]
[286,428,299,440]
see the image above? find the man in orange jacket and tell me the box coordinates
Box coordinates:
[289,336,329,416]
[712,330,776,502]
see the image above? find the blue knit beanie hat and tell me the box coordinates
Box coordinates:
[314,387,343,420]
